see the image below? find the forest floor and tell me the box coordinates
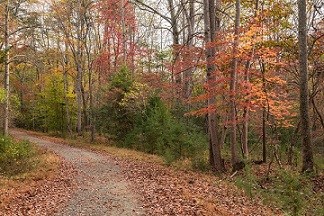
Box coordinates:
[5,129,282,216]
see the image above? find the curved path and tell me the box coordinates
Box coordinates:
[11,130,144,216]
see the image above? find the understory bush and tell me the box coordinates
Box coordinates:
[94,66,136,140]
[95,66,208,166]
[270,170,311,215]
[236,168,323,216]
[125,96,207,164]
[0,136,37,176]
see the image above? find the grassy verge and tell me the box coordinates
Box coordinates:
[235,164,324,216]
[22,129,323,215]
[26,130,165,164]
[25,130,213,172]
[0,136,38,176]
[0,135,61,209]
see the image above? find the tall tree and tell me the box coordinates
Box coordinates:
[229,0,240,168]
[53,0,93,136]
[204,0,225,172]
[298,0,314,173]
[3,0,10,135]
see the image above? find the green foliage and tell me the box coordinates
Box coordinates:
[37,72,66,131]
[120,82,151,113]
[274,170,312,215]
[0,50,6,64]
[16,71,76,133]
[235,163,258,198]
[0,136,37,176]
[110,65,133,91]
[0,88,20,127]
[95,66,135,139]
[96,67,208,167]
[0,89,19,107]
[125,96,208,165]
[0,88,5,103]
[236,168,323,216]
[190,152,210,171]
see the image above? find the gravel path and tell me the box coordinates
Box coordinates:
[11,130,144,216]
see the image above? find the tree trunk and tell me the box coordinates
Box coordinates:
[76,62,83,136]
[259,59,267,163]
[242,0,259,159]
[242,65,249,159]
[75,0,85,136]
[89,74,95,142]
[168,0,182,99]
[63,42,72,136]
[230,0,240,168]
[86,43,95,142]
[121,0,127,63]
[204,0,225,172]
[298,0,314,173]
[262,107,267,163]
[3,0,10,136]
[181,0,195,100]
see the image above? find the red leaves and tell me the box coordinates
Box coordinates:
[97,0,137,73]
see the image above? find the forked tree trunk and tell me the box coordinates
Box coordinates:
[298,0,314,173]
[242,58,250,159]
[168,0,181,100]
[75,0,86,136]
[181,0,195,100]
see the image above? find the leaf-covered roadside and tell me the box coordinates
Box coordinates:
[21,129,281,215]
[0,150,75,216]
[119,159,281,216]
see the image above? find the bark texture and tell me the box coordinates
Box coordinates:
[3,0,10,136]
[230,0,240,168]
[298,0,314,173]
[204,0,225,172]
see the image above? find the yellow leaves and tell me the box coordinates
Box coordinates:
[0,88,6,103]
[119,81,151,111]
[66,92,75,99]
[245,25,261,38]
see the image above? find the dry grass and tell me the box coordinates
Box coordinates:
[20,130,215,176]
[22,129,164,165]
[20,130,212,173]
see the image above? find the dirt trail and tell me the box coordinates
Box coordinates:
[11,130,144,216]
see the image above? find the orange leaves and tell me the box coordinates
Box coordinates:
[186,106,215,117]
[186,10,296,129]
[266,76,287,86]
